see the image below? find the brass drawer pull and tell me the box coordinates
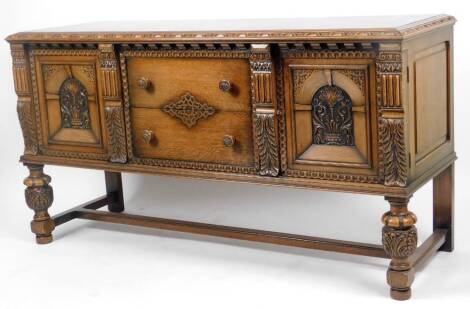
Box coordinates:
[219,80,232,92]
[142,129,155,144]
[223,135,235,147]
[138,77,151,90]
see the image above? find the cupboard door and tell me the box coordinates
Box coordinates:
[31,50,108,160]
[283,57,379,181]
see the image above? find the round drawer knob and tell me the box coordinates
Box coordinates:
[223,135,235,147]
[219,80,232,92]
[138,77,151,90]
[142,129,155,144]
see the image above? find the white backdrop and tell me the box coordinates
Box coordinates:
[1,0,469,308]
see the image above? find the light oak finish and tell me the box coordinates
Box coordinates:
[7,15,456,300]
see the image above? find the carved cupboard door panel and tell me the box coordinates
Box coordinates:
[30,49,108,160]
[281,49,379,183]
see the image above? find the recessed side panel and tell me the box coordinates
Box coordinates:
[414,43,450,163]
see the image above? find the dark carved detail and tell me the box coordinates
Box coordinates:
[254,113,279,176]
[77,65,96,83]
[59,77,91,129]
[312,85,354,146]
[162,92,216,128]
[382,226,417,259]
[12,44,37,155]
[41,64,60,81]
[285,169,378,183]
[275,58,288,172]
[292,69,318,101]
[379,117,407,186]
[17,99,37,155]
[336,69,366,94]
[25,185,53,211]
[133,157,256,174]
[250,61,272,72]
[105,106,127,163]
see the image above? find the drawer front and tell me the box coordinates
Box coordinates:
[126,57,251,112]
[122,49,256,169]
[130,107,254,166]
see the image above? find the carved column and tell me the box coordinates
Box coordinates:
[249,44,279,176]
[99,44,127,163]
[11,44,37,155]
[24,164,55,244]
[382,197,417,300]
[376,44,407,187]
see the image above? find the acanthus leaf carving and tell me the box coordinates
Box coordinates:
[378,117,407,186]
[254,113,279,176]
[17,98,37,155]
[382,225,417,259]
[105,105,127,163]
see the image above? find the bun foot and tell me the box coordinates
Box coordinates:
[390,288,411,301]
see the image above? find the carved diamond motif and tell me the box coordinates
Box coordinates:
[162,92,216,128]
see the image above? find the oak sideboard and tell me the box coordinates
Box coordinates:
[7,15,456,300]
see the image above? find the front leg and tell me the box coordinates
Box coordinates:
[382,197,418,300]
[24,164,55,244]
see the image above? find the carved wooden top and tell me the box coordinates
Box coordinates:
[6,15,455,43]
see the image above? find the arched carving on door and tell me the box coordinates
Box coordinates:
[312,85,354,146]
[59,77,91,129]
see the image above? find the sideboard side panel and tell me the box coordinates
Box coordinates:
[403,26,454,182]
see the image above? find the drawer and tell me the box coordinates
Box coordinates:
[126,57,251,112]
[130,107,254,166]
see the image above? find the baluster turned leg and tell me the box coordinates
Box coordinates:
[24,164,55,244]
[382,197,418,300]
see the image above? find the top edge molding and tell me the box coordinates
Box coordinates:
[6,15,455,44]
